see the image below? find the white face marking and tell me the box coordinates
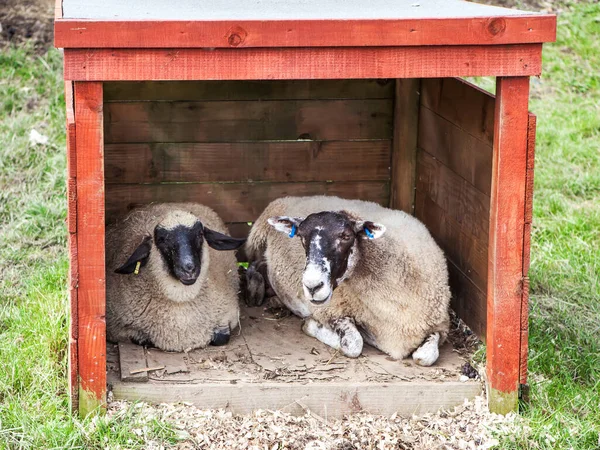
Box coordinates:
[302,233,333,303]
[336,242,358,285]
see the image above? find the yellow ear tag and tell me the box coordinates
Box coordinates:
[134,261,141,275]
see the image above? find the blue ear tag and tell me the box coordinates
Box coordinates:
[364,228,375,239]
[289,224,297,238]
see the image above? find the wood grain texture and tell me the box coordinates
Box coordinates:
[448,261,487,340]
[416,150,491,243]
[519,113,536,387]
[63,45,543,81]
[109,379,481,418]
[415,191,488,293]
[104,99,393,143]
[74,82,106,415]
[421,78,496,145]
[104,141,391,184]
[486,76,530,414]
[104,80,394,102]
[389,79,420,214]
[418,106,493,196]
[54,15,556,49]
[65,80,78,412]
[105,181,389,223]
[118,342,148,382]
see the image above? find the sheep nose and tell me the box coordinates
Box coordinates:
[306,282,324,296]
[184,262,195,272]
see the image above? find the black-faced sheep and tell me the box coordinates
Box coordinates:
[245,196,450,366]
[106,203,245,352]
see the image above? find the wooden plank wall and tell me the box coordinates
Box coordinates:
[103,80,394,236]
[415,78,495,340]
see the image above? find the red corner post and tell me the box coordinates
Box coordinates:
[73,82,107,416]
[486,76,530,414]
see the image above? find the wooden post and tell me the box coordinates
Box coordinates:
[390,78,420,214]
[486,76,530,414]
[74,82,106,416]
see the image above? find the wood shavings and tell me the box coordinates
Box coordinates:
[107,395,526,449]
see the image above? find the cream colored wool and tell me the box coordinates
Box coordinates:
[246,196,450,361]
[106,203,240,352]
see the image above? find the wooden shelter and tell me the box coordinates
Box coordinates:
[54,0,556,417]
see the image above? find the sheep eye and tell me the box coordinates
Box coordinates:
[340,233,352,241]
[156,236,166,245]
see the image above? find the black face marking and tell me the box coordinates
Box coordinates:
[154,221,204,285]
[296,211,357,290]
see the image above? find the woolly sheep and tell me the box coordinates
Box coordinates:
[106,203,245,352]
[245,196,451,366]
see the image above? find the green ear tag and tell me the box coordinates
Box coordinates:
[134,261,141,275]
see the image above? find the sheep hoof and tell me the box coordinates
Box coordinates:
[412,332,440,367]
[131,337,154,347]
[210,327,231,346]
[245,262,266,307]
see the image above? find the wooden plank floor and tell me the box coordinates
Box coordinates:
[107,307,481,417]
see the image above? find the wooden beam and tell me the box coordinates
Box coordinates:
[486,77,530,414]
[74,82,106,417]
[54,15,556,49]
[389,79,420,214]
[63,45,543,81]
[109,379,481,418]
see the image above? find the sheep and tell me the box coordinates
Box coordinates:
[245,196,450,366]
[106,203,246,352]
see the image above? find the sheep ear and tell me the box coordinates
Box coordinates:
[204,227,246,251]
[355,221,386,240]
[115,236,152,274]
[267,216,304,237]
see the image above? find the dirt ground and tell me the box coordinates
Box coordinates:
[0,0,55,51]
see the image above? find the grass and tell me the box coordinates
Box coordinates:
[0,1,599,448]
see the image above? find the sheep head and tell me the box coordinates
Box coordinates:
[115,210,245,286]
[268,211,385,305]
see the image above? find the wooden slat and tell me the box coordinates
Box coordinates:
[54,15,557,49]
[105,181,389,223]
[104,100,393,143]
[110,379,481,418]
[65,80,78,413]
[421,78,496,145]
[486,76,530,414]
[418,106,493,196]
[416,150,491,243]
[104,141,391,184]
[519,113,536,387]
[63,45,544,81]
[389,79,420,214]
[104,80,394,102]
[74,82,106,416]
[415,191,488,293]
[448,261,487,340]
[118,342,148,382]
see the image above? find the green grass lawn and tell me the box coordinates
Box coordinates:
[0,1,598,448]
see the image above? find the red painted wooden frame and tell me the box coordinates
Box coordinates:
[54,15,556,49]
[57,0,553,417]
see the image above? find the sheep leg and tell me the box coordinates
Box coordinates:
[302,317,363,358]
[245,260,267,306]
[210,325,231,346]
[412,332,441,366]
